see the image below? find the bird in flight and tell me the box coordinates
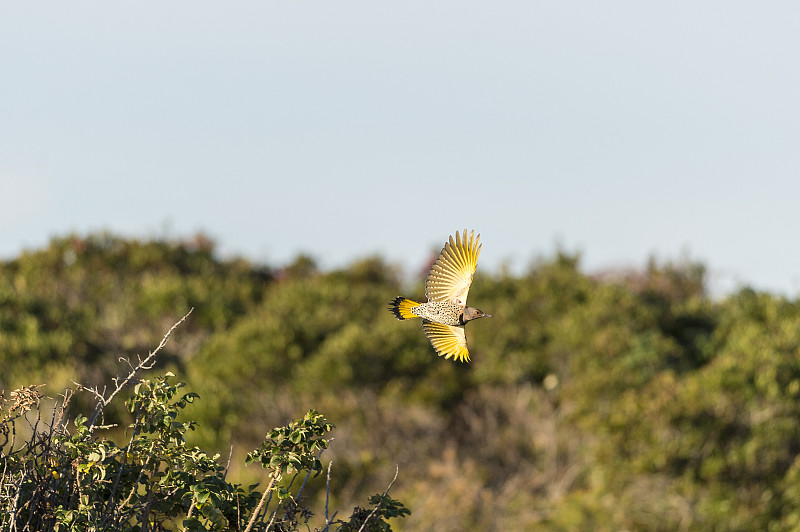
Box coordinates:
[388,229,492,363]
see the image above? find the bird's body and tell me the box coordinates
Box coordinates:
[390,299,464,326]
[388,229,492,363]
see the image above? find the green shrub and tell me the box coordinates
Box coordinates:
[0,317,408,532]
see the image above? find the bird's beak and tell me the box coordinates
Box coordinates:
[485,313,493,318]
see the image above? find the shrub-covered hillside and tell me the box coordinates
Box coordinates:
[4,232,800,530]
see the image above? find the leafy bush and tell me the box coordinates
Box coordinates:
[0,316,408,532]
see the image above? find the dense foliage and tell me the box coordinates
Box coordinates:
[1,326,407,531]
[3,232,800,530]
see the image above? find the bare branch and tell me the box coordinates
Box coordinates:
[324,460,333,530]
[86,309,193,429]
[223,444,234,481]
[182,498,197,532]
[356,465,400,532]
[243,477,277,532]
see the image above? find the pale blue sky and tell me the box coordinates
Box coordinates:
[2,2,800,295]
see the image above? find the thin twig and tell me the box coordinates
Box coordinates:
[243,477,276,532]
[183,498,197,532]
[236,492,242,530]
[295,447,326,502]
[87,309,193,429]
[223,444,233,481]
[266,507,279,530]
[105,309,193,406]
[324,460,333,530]
[356,465,400,532]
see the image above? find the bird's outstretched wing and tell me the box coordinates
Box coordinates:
[425,229,481,305]
[421,321,470,363]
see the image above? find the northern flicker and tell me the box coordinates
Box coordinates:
[388,229,492,363]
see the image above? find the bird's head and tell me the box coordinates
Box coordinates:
[462,307,493,323]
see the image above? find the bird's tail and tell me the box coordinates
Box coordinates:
[388,296,421,320]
